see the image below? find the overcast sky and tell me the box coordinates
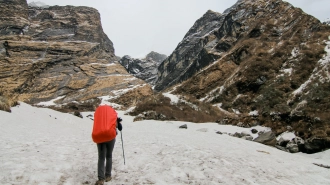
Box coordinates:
[27,0,330,58]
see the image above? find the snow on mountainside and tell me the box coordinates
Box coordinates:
[119,51,167,85]
[28,1,49,8]
[150,0,330,153]
[1,103,330,184]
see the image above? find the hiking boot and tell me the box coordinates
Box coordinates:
[105,176,112,182]
[94,179,104,185]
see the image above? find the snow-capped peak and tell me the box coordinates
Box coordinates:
[28,1,49,8]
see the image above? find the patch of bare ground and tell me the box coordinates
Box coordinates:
[112,85,154,110]
[0,90,19,112]
[130,93,225,123]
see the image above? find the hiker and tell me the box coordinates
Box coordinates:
[92,105,123,185]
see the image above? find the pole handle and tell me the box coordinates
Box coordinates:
[120,130,125,165]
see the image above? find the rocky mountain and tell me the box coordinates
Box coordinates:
[119,51,167,85]
[145,51,167,64]
[2,0,330,153]
[28,1,49,8]
[0,0,152,111]
[324,18,330,26]
[150,0,330,153]
[155,10,223,91]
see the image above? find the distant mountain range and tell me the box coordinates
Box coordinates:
[28,1,49,8]
[119,51,167,85]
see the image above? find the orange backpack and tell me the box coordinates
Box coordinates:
[92,105,117,143]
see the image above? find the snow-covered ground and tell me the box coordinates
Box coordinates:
[1,103,329,185]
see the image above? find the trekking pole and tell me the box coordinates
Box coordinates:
[120,130,126,165]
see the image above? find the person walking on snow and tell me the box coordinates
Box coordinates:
[92,105,123,185]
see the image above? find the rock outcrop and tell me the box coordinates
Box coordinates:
[0,0,151,111]
[119,51,167,85]
[0,0,29,36]
[152,0,330,152]
[253,131,277,146]
[146,51,167,64]
[155,10,223,91]
[28,1,49,8]
[324,18,330,26]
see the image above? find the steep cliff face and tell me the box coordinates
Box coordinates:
[145,51,167,64]
[27,5,114,57]
[0,0,151,110]
[119,51,167,85]
[153,0,330,152]
[28,1,49,8]
[0,0,29,35]
[155,10,223,91]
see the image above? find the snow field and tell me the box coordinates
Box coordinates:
[0,103,329,185]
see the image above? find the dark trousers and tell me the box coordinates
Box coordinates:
[97,138,116,180]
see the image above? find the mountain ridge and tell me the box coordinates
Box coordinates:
[119,51,167,85]
[0,0,152,111]
[136,0,330,153]
[1,0,330,153]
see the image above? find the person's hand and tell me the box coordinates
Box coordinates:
[117,117,122,123]
[117,117,123,131]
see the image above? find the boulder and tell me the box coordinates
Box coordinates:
[135,111,166,121]
[303,138,327,154]
[179,124,187,129]
[275,136,305,153]
[277,137,290,147]
[232,132,243,138]
[251,129,258,134]
[242,136,253,141]
[276,132,296,147]
[275,145,288,152]
[253,131,276,146]
[73,111,83,118]
[294,137,305,145]
[286,141,299,153]
[216,131,223,135]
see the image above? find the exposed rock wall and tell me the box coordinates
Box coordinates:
[119,51,167,85]
[0,0,29,35]
[145,51,167,64]
[0,0,151,110]
[26,5,114,57]
[153,0,330,152]
[155,10,223,91]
